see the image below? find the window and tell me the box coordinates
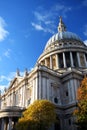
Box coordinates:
[58,53,63,68]
[66,91,68,96]
[28,98,31,105]
[54,97,58,104]
[65,52,71,67]
[64,43,67,46]
[69,43,72,45]
[85,54,87,61]
[72,52,78,67]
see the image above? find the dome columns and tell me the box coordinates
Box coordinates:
[70,52,74,67]
[77,52,81,67]
[50,56,52,69]
[0,117,16,130]
[40,51,87,70]
[63,52,66,68]
[8,118,13,130]
[1,118,4,130]
[84,54,87,67]
[56,54,59,69]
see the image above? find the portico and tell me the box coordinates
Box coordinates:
[0,106,24,130]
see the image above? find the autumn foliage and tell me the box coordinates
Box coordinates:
[74,77,87,130]
[16,100,56,130]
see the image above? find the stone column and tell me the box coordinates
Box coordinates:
[63,52,66,68]
[35,76,39,99]
[4,118,8,130]
[45,59,47,66]
[24,85,27,107]
[32,79,35,102]
[70,52,74,67]
[13,91,16,106]
[77,52,81,67]
[56,54,59,69]
[22,86,25,107]
[1,118,4,130]
[39,71,42,99]
[42,78,47,99]
[84,54,87,67]
[47,78,50,100]
[8,118,13,130]
[50,56,52,69]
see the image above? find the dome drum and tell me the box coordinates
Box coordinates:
[39,51,87,71]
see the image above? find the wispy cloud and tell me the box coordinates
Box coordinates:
[83,24,87,36]
[0,72,15,83]
[82,0,87,6]
[0,17,9,41]
[0,68,34,94]
[31,22,45,31]
[0,72,16,93]
[83,25,87,45]
[31,22,55,34]
[31,3,71,34]
[3,49,11,58]
[52,4,71,17]
[84,40,87,46]
[0,70,29,93]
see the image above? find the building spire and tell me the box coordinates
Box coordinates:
[16,68,20,76]
[58,16,66,32]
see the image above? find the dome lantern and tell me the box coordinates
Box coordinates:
[58,16,66,32]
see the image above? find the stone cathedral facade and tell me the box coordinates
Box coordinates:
[0,17,87,130]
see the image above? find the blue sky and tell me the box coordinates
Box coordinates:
[0,0,87,92]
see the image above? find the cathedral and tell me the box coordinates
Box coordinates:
[0,17,87,130]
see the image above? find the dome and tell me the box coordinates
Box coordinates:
[44,17,83,51]
[38,17,87,72]
[45,31,82,50]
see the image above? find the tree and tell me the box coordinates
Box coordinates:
[74,77,87,130]
[16,100,56,130]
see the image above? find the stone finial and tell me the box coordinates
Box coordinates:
[58,16,66,32]
[24,68,28,76]
[16,68,20,76]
